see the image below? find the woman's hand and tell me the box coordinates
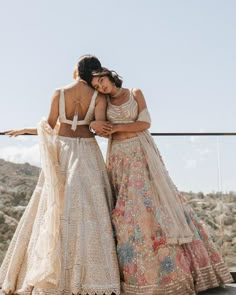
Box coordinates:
[4,128,37,137]
[4,129,26,137]
[90,121,113,136]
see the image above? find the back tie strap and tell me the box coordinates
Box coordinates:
[71,97,87,131]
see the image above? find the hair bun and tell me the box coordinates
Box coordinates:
[77,55,102,84]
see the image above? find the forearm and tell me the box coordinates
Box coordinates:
[22,128,38,135]
[113,121,150,133]
[5,127,38,137]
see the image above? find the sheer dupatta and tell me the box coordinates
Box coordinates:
[27,118,65,288]
[137,130,193,244]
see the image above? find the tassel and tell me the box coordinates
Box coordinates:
[71,113,78,131]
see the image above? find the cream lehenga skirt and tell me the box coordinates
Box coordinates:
[0,134,120,295]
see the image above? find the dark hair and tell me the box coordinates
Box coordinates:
[77,55,102,84]
[91,67,123,88]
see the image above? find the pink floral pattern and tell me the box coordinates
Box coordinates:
[108,137,232,294]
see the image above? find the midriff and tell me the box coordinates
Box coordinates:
[112,131,137,140]
[58,123,94,138]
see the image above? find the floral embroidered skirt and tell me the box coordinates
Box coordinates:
[0,136,120,295]
[108,137,232,295]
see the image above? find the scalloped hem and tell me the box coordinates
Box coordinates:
[0,287,121,295]
[75,289,120,295]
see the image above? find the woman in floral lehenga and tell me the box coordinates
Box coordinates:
[0,56,120,295]
[85,66,233,295]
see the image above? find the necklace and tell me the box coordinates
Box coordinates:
[111,87,123,98]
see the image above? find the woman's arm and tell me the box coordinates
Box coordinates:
[5,90,60,137]
[90,94,112,136]
[47,90,60,129]
[5,128,37,137]
[94,94,107,121]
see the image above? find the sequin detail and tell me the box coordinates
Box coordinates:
[108,137,233,294]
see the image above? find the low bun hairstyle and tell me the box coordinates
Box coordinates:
[77,55,102,84]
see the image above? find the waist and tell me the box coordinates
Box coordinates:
[56,135,96,143]
[111,132,137,140]
[58,123,94,138]
[111,136,140,145]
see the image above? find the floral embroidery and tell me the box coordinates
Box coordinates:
[117,243,135,266]
[161,257,175,273]
[108,137,232,293]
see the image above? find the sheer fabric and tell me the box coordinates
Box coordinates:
[26,119,65,287]
[137,108,151,124]
[137,130,193,244]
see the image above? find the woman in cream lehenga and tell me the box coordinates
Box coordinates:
[0,55,120,295]
[83,66,233,295]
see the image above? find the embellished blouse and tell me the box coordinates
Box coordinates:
[107,89,138,124]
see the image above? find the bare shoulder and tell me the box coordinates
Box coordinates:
[133,88,143,95]
[132,88,147,110]
[51,89,60,104]
[132,88,145,101]
[133,88,145,97]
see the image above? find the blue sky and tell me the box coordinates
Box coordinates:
[0,0,236,192]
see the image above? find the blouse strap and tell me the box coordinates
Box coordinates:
[130,88,135,100]
[84,90,98,120]
[59,89,66,119]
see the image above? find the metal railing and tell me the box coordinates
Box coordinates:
[1,132,236,136]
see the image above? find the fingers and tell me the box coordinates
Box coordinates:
[93,123,113,133]
[4,130,16,137]
[102,124,113,132]
[96,127,113,137]
[4,129,25,137]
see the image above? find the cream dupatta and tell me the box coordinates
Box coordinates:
[27,119,65,288]
[137,130,193,244]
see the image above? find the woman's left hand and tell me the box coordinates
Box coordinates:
[90,121,113,136]
[4,129,27,137]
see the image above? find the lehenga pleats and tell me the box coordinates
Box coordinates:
[0,128,120,294]
[108,136,232,295]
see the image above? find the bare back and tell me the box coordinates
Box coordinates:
[57,80,105,138]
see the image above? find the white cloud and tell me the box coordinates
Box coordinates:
[0,137,109,167]
[0,144,40,167]
[185,159,197,169]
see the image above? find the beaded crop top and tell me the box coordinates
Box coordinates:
[59,89,98,131]
[107,89,139,124]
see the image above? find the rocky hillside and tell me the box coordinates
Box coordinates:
[0,159,235,269]
[0,159,40,263]
[184,191,236,269]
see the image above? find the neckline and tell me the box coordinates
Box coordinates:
[108,90,132,107]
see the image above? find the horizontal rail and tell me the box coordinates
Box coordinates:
[1,132,236,136]
[150,132,236,136]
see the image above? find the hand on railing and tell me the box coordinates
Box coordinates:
[2,128,37,137]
